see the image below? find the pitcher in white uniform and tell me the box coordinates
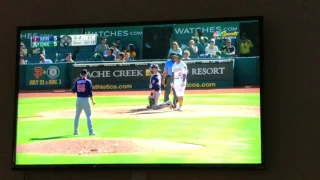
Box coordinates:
[171,54,188,111]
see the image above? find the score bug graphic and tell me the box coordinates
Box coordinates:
[60,35,72,47]
[31,36,58,48]
[60,34,97,46]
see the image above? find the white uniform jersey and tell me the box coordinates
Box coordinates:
[172,61,188,97]
[172,61,188,83]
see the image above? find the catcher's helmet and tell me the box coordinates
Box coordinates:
[150,64,161,70]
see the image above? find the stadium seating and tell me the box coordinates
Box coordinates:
[24,55,39,64]
[75,51,91,61]
[58,47,73,57]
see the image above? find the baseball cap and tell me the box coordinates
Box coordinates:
[112,42,117,46]
[202,37,209,42]
[172,54,182,59]
[226,38,232,43]
[169,52,176,56]
[65,53,72,57]
[210,38,215,42]
[80,69,88,76]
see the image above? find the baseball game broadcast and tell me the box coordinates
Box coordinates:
[14,17,263,169]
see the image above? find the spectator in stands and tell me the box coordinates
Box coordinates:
[117,52,125,62]
[39,54,52,64]
[116,39,124,51]
[205,38,219,56]
[194,29,203,39]
[20,42,28,57]
[103,48,116,61]
[216,51,222,58]
[201,37,210,49]
[126,44,137,60]
[19,55,25,64]
[94,37,109,56]
[61,53,75,63]
[239,33,254,57]
[182,50,191,60]
[168,41,182,58]
[219,38,227,50]
[221,38,236,56]
[186,40,198,58]
[192,36,204,55]
[112,43,121,58]
[124,52,131,62]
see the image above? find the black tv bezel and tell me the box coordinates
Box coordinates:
[12,16,264,170]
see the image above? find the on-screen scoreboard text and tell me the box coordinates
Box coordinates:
[30,34,97,48]
[31,36,58,48]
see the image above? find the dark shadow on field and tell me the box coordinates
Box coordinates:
[126,108,172,115]
[127,108,151,113]
[135,111,167,115]
[30,135,72,141]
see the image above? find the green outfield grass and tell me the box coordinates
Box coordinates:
[15,93,261,165]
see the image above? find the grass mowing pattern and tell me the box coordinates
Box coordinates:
[18,94,260,118]
[15,93,261,164]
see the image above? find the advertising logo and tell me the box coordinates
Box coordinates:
[145,69,151,76]
[34,67,44,79]
[213,30,239,39]
[47,66,60,79]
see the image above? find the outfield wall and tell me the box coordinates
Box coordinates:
[18,57,259,91]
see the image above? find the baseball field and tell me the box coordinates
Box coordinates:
[15,88,261,165]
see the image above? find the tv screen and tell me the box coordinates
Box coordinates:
[13,17,263,169]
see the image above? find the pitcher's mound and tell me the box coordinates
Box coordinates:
[17,138,204,155]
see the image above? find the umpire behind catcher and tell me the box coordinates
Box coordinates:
[162,53,177,108]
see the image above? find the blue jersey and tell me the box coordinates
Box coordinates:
[164,59,175,76]
[72,78,93,97]
[150,73,161,91]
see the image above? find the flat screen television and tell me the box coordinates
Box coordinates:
[13,16,264,170]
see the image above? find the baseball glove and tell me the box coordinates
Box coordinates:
[148,96,155,106]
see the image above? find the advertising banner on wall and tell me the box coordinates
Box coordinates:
[72,59,234,90]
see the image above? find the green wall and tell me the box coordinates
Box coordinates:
[234,57,259,86]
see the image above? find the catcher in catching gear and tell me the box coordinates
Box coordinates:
[147,64,174,110]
